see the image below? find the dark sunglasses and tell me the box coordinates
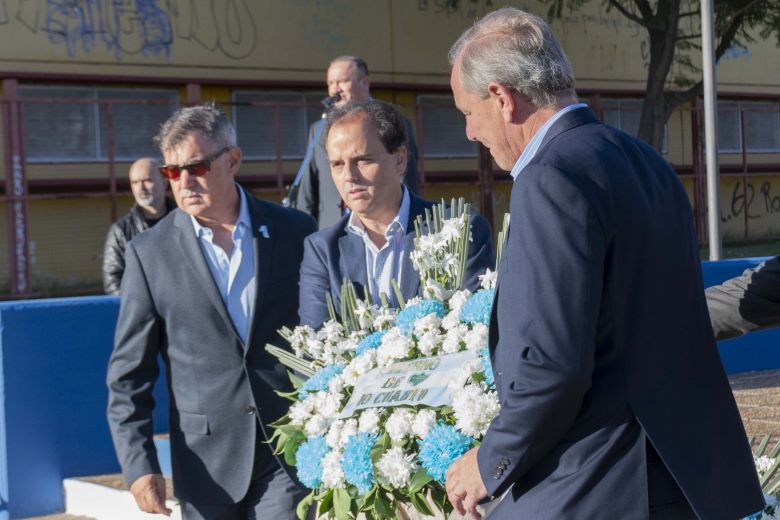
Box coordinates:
[159,146,231,180]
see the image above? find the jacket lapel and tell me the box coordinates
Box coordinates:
[245,192,274,351]
[173,210,242,343]
[338,230,369,303]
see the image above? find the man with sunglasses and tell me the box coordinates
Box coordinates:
[107,103,316,519]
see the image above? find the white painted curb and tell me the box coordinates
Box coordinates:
[63,478,182,520]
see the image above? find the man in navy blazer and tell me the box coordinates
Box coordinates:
[106,104,316,519]
[444,8,763,520]
[298,99,493,328]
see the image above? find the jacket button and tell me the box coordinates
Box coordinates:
[245,406,255,415]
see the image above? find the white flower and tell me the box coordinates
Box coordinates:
[328,374,346,394]
[318,320,345,343]
[448,289,471,313]
[321,450,346,489]
[442,252,461,279]
[417,330,442,356]
[358,408,383,435]
[313,391,343,419]
[441,310,462,331]
[289,325,315,357]
[354,300,378,330]
[376,446,418,488]
[326,420,345,449]
[288,400,312,426]
[755,455,775,474]
[449,358,482,389]
[385,408,416,442]
[377,328,413,366]
[373,307,398,330]
[304,338,325,360]
[412,409,437,438]
[464,324,489,353]
[338,419,358,448]
[452,384,500,437]
[414,313,442,336]
[304,413,330,437]
[422,280,453,301]
[479,268,498,290]
[442,325,468,354]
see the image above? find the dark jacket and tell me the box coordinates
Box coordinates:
[102,198,176,295]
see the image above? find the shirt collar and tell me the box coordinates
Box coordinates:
[190,184,251,239]
[348,186,410,239]
[510,103,589,180]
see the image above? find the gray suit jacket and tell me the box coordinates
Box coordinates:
[298,192,494,328]
[707,255,780,339]
[296,117,420,229]
[106,187,316,508]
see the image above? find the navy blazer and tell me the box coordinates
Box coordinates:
[480,107,763,519]
[107,188,316,509]
[298,192,494,328]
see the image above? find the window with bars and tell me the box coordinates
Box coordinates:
[600,98,667,153]
[19,85,178,162]
[718,100,780,153]
[232,91,325,160]
[416,94,477,158]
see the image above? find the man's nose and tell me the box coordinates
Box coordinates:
[465,121,477,143]
[179,169,196,187]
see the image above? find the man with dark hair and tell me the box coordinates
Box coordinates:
[443,7,763,520]
[106,103,316,519]
[294,55,420,229]
[298,99,493,328]
[102,157,175,295]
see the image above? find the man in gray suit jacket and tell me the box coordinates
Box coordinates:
[298,99,493,329]
[106,104,316,519]
[707,256,780,339]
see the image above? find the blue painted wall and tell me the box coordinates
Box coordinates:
[0,296,168,519]
[0,258,777,518]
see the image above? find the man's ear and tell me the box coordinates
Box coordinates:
[487,82,516,123]
[228,146,243,175]
[394,146,408,176]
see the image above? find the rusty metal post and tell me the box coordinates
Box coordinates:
[740,108,748,239]
[2,79,31,296]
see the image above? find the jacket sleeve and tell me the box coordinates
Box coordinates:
[106,241,162,485]
[706,256,780,340]
[298,235,332,328]
[402,117,421,196]
[296,124,321,221]
[477,165,606,498]
[102,224,126,295]
[463,213,495,291]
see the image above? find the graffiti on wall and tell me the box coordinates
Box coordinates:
[0,0,257,60]
[719,178,780,239]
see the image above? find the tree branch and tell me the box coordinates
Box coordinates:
[608,0,648,27]
[631,0,656,21]
[678,9,699,18]
[676,33,702,40]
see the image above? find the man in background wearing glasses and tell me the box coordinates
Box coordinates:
[106,103,316,519]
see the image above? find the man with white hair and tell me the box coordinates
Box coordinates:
[444,7,763,520]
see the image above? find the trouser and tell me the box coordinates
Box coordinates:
[647,440,698,520]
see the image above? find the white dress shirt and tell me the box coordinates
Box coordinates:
[190,187,256,344]
[347,187,410,305]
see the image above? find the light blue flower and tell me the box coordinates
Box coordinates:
[356,331,387,356]
[480,347,495,388]
[396,299,447,335]
[295,436,330,489]
[341,432,376,493]
[299,363,345,400]
[460,288,495,326]
[417,423,474,483]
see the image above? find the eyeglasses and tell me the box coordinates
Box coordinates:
[159,147,231,180]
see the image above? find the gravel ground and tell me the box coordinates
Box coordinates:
[22,369,780,519]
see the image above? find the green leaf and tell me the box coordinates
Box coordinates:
[410,491,435,517]
[316,489,334,515]
[272,432,289,455]
[284,437,303,466]
[296,491,315,520]
[373,489,393,519]
[277,425,305,440]
[334,487,352,520]
[357,485,377,511]
[288,371,306,390]
[409,467,434,493]
[370,444,387,465]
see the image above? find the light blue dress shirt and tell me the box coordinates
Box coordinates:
[190,187,256,344]
[510,103,589,180]
[347,187,410,305]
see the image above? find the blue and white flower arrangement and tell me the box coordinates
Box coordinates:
[266,199,503,520]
